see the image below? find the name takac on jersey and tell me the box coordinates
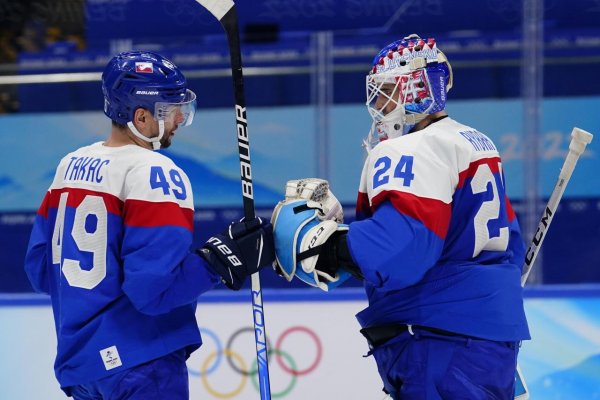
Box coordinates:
[63,156,111,184]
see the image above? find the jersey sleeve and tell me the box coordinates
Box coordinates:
[348,137,454,289]
[120,161,220,315]
[24,191,51,294]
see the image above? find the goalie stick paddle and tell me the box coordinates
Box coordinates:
[514,127,593,400]
[193,1,271,398]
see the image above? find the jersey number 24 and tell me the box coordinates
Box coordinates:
[471,162,509,257]
[373,155,509,258]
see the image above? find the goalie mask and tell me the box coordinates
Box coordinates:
[102,51,197,150]
[365,34,453,150]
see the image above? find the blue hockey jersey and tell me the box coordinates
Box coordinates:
[25,142,221,387]
[348,117,530,341]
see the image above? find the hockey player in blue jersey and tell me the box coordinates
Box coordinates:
[271,35,529,399]
[24,51,274,400]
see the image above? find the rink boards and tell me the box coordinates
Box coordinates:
[1,286,599,399]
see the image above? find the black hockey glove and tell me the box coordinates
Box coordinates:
[198,217,275,290]
[315,232,364,281]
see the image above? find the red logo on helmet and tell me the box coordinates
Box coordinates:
[135,62,153,73]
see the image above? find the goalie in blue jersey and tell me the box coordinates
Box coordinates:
[24,51,274,400]
[272,35,529,399]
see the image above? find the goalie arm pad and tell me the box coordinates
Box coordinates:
[272,200,361,291]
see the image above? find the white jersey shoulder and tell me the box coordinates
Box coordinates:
[51,142,194,209]
[359,117,499,205]
[425,117,500,169]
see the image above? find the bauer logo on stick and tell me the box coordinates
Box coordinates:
[236,104,253,200]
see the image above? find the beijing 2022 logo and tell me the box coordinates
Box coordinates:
[187,326,323,398]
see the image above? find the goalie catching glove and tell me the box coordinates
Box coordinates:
[198,217,275,290]
[271,179,362,291]
[284,178,344,223]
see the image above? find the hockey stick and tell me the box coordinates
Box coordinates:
[514,127,593,400]
[193,1,271,398]
[520,127,593,286]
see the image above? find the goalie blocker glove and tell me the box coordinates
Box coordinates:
[199,218,275,290]
[311,228,363,281]
[271,199,362,291]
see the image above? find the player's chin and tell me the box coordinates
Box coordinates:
[160,135,173,149]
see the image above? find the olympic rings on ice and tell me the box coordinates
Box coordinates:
[188,327,223,377]
[250,349,297,398]
[226,327,273,376]
[201,349,247,398]
[188,325,323,398]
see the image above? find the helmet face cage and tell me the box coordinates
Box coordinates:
[365,72,407,148]
[364,35,452,149]
[102,51,197,127]
[366,72,400,123]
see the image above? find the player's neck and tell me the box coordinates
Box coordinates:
[104,127,151,149]
[412,111,448,132]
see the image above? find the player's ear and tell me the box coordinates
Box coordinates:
[137,109,146,122]
[132,108,147,128]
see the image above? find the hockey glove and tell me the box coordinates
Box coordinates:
[313,230,364,281]
[271,199,359,291]
[273,177,342,280]
[284,178,343,222]
[199,218,275,290]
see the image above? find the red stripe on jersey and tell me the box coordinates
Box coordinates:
[457,157,501,189]
[37,191,51,218]
[46,187,124,215]
[124,199,194,231]
[505,195,516,222]
[356,191,372,217]
[371,190,451,239]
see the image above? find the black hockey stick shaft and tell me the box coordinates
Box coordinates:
[194,1,271,399]
[221,8,255,220]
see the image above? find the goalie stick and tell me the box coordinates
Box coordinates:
[520,127,593,286]
[514,127,593,399]
[193,1,271,398]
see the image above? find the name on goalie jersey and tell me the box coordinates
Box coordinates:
[63,156,111,184]
[459,130,497,152]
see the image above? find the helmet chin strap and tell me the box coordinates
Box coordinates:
[127,120,165,150]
